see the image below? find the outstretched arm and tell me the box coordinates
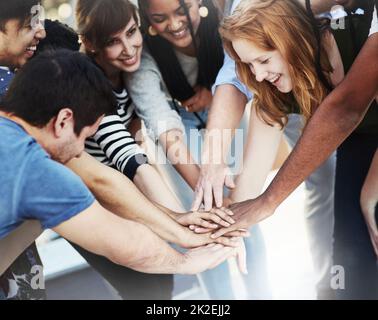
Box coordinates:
[159,129,201,190]
[261,34,378,210]
[53,201,240,275]
[192,84,247,211]
[66,153,198,248]
[66,153,242,248]
[212,34,378,238]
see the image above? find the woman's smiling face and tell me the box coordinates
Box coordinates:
[95,17,143,74]
[146,0,201,50]
[232,38,293,93]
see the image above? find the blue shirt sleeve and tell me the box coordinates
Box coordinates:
[19,148,95,230]
[212,0,253,101]
[212,52,253,101]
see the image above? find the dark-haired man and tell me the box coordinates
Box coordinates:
[0,49,241,300]
[0,0,46,300]
[0,1,245,300]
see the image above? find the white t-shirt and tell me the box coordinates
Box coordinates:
[369,5,377,36]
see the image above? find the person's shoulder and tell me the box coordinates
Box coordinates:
[125,48,163,84]
[24,152,93,212]
[0,118,45,158]
[21,155,94,230]
[0,125,74,185]
[139,46,155,64]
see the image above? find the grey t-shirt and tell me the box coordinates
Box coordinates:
[125,48,197,141]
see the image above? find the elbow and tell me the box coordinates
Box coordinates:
[104,227,158,271]
[337,106,364,133]
[326,93,366,133]
[89,166,119,192]
[108,246,160,274]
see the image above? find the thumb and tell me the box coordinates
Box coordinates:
[211,224,238,239]
[191,186,204,211]
[225,174,235,189]
[236,240,248,275]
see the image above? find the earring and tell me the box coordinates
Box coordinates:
[148,26,158,36]
[199,5,209,18]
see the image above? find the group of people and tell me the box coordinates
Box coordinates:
[0,0,376,300]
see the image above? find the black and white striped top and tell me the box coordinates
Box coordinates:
[85,88,148,180]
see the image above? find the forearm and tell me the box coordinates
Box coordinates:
[133,163,185,213]
[262,35,378,209]
[159,129,200,189]
[54,203,188,274]
[231,107,283,203]
[66,153,188,245]
[153,201,179,220]
[113,218,188,274]
[203,85,247,164]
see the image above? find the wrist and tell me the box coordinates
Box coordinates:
[167,210,180,220]
[201,139,224,166]
[176,253,191,275]
[258,192,279,213]
[179,230,193,249]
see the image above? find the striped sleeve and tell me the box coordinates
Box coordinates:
[86,113,148,180]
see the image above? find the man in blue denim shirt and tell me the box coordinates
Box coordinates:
[0,0,47,299]
[0,2,243,301]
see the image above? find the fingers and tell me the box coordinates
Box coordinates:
[372,237,378,258]
[364,211,378,257]
[214,235,240,248]
[196,218,218,229]
[191,209,235,229]
[223,230,250,238]
[235,240,248,275]
[197,212,227,228]
[225,174,236,189]
[368,230,378,258]
[187,212,224,229]
[207,246,234,269]
[211,224,239,239]
[223,207,234,216]
[213,184,224,208]
[189,225,213,234]
[204,181,214,212]
[192,183,204,211]
[209,208,235,226]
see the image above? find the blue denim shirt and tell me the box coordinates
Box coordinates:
[213,53,253,101]
[212,0,253,101]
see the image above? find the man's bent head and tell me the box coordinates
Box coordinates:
[0,49,117,163]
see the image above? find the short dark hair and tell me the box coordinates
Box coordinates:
[0,0,40,32]
[0,49,117,135]
[36,19,80,53]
